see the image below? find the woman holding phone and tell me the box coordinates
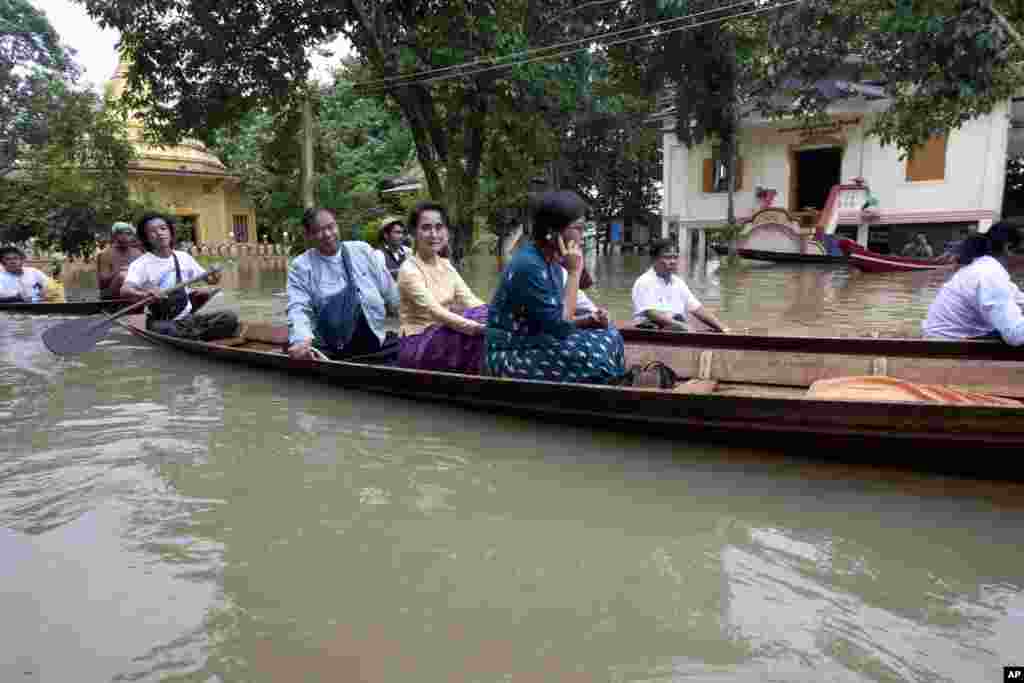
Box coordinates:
[483,190,625,385]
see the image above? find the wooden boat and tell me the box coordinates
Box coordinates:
[0,298,135,315]
[711,243,845,263]
[0,289,218,316]
[121,315,1024,472]
[838,239,952,273]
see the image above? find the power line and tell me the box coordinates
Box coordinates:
[353,0,785,92]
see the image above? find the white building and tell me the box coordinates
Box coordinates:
[659,89,1024,254]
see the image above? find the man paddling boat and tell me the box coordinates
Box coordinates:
[96,222,143,299]
[120,213,240,341]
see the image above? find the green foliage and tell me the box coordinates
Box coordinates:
[0,73,140,257]
[209,63,415,246]
[75,0,658,263]
[1,0,76,172]
[749,0,1021,155]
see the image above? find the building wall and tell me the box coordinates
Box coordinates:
[128,175,256,244]
[662,99,1011,230]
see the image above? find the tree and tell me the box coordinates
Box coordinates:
[0,0,75,174]
[750,0,1023,155]
[209,64,414,246]
[75,0,627,261]
[0,81,139,257]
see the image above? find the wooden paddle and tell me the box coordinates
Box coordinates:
[42,265,224,355]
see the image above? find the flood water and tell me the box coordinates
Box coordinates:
[2,252,1022,682]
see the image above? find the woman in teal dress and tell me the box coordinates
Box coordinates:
[484,191,625,384]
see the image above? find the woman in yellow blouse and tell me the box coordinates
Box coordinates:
[396,202,489,373]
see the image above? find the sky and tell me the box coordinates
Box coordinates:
[30,0,350,92]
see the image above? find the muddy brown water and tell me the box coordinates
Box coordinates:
[1,252,1021,682]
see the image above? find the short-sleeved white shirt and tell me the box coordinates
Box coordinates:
[0,266,48,302]
[124,251,206,319]
[631,267,702,324]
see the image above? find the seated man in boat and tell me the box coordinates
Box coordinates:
[0,246,53,303]
[375,216,411,281]
[484,190,625,385]
[121,213,240,341]
[631,240,731,333]
[287,207,401,361]
[96,221,144,299]
[900,233,934,259]
[922,222,1024,344]
[397,202,488,373]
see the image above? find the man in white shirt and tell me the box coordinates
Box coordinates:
[631,239,730,332]
[0,246,50,303]
[922,222,1024,344]
[122,213,239,340]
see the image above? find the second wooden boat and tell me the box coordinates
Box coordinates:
[0,289,219,316]
[120,315,1024,472]
[837,239,953,273]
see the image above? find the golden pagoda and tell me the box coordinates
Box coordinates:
[107,59,257,245]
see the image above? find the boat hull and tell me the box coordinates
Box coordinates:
[119,317,1024,470]
[838,239,951,273]
[0,299,134,315]
[0,289,218,316]
[710,244,846,264]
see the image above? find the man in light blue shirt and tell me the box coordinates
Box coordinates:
[287,208,400,361]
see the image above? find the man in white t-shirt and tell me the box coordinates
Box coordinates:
[122,213,239,340]
[631,239,730,332]
[0,246,50,303]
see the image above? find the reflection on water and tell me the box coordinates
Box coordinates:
[2,253,1022,682]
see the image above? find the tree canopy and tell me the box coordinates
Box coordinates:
[0,0,138,256]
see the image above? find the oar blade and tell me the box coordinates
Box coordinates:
[42,316,117,355]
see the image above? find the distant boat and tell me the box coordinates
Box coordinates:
[838,239,953,273]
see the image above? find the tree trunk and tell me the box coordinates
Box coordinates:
[725,127,738,257]
[300,91,315,209]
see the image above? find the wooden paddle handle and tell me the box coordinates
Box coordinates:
[111,265,224,321]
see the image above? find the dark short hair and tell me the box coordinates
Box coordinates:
[377,220,404,244]
[0,245,26,259]
[301,207,336,233]
[407,201,449,234]
[650,239,679,260]
[136,212,177,252]
[530,191,587,242]
[959,221,1021,265]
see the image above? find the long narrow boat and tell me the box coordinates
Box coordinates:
[711,240,847,264]
[121,315,1024,472]
[1,289,218,316]
[838,239,952,273]
[0,298,136,315]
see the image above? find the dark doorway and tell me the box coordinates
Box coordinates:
[178,215,200,247]
[794,147,843,211]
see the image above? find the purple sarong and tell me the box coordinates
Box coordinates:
[398,305,489,374]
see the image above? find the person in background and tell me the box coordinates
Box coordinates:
[631,239,730,332]
[396,201,488,373]
[0,246,52,303]
[922,221,1024,344]
[121,213,239,340]
[97,221,144,299]
[287,207,400,361]
[375,216,411,281]
[901,233,934,259]
[484,190,625,385]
